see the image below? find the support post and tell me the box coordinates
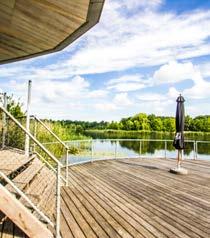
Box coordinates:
[91,140,93,162]
[65,149,69,186]
[114,141,117,159]
[56,164,61,238]
[193,141,196,160]
[33,118,37,153]
[2,93,7,148]
[164,141,167,159]
[195,141,198,160]
[25,80,32,156]
[139,140,142,157]
[177,150,181,168]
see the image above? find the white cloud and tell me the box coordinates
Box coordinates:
[151,60,210,100]
[61,2,210,75]
[108,82,145,92]
[167,87,180,98]
[120,0,163,10]
[137,93,166,101]
[107,74,147,92]
[1,1,210,120]
[94,103,117,111]
[94,92,133,112]
[197,62,210,77]
[113,93,133,106]
[153,61,194,85]
[86,90,108,98]
[107,75,143,85]
[183,71,210,99]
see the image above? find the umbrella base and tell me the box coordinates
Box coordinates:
[169,167,188,175]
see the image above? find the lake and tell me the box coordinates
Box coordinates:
[66,130,210,164]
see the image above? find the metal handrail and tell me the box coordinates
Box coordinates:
[35,151,66,183]
[62,138,205,164]
[0,106,62,166]
[31,115,69,150]
[0,171,53,227]
[0,105,62,237]
[30,115,69,185]
[64,138,196,143]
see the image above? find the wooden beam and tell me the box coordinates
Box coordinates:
[0,184,53,238]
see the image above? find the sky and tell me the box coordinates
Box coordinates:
[1,0,210,121]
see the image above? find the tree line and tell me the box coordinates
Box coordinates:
[60,113,210,132]
[4,95,210,133]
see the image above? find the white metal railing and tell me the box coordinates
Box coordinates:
[31,115,69,185]
[0,105,62,238]
[44,138,210,167]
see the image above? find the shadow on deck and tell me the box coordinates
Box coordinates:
[61,158,210,238]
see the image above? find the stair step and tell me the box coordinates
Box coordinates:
[20,165,56,221]
[0,150,56,236]
[0,184,53,238]
[0,151,35,177]
[6,158,44,193]
[33,179,56,221]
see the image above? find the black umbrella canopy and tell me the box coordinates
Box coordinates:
[176,94,185,133]
[173,94,185,150]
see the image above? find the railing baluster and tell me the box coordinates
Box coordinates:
[196,141,198,160]
[56,164,61,238]
[91,140,94,163]
[114,141,117,159]
[66,149,69,186]
[2,93,7,149]
[139,140,142,156]
[164,141,167,159]
[193,141,196,160]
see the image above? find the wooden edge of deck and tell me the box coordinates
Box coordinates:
[0,184,53,238]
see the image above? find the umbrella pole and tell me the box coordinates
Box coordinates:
[177,150,181,169]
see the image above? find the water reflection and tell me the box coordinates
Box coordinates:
[66,131,210,163]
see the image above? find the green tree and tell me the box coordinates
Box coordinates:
[108,121,119,130]
[184,115,192,131]
[6,95,24,118]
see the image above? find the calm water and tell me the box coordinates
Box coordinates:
[67,131,210,164]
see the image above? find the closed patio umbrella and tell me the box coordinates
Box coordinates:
[170,94,188,174]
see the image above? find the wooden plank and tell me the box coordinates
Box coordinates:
[66,174,161,238]
[61,188,98,238]
[61,158,210,238]
[0,153,33,177]
[60,210,74,238]
[6,158,44,192]
[69,169,183,238]
[0,0,105,64]
[61,197,86,238]
[63,186,122,238]
[61,187,109,238]
[88,162,210,229]
[0,184,53,238]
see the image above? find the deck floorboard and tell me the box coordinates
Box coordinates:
[61,158,210,238]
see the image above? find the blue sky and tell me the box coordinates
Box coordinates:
[1,0,210,121]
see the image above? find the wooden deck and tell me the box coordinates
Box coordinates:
[60,158,210,238]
